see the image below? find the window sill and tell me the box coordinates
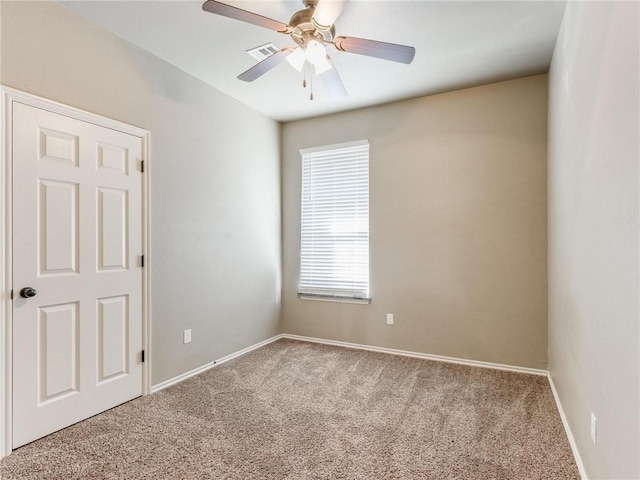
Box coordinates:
[297,293,371,305]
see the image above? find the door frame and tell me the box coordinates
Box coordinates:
[0,86,152,458]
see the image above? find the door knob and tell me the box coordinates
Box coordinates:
[19,287,37,299]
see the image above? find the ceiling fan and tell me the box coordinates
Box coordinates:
[202,0,416,99]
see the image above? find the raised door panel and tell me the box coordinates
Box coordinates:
[97,143,128,176]
[38,302,80,405]
[97,295,129,384]
[38,128,79,166]
[97,187,128,272]
[38,179,79,277]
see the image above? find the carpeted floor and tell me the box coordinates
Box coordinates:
[1,339,579,479]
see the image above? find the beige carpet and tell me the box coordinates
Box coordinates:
[1,339,579,479]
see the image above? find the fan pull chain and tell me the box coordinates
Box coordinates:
[301,65,312,100]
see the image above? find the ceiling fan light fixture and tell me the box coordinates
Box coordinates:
[305,40,327,65]
[286,46,307,72]
[314,57,333,74]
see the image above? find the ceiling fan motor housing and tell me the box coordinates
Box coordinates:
[289,5,335,47]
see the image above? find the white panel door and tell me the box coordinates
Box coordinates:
[12,103,143,448]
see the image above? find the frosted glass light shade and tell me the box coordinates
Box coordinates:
[306,41,327,65]
[286,47,306,72]
[314,57,333,74]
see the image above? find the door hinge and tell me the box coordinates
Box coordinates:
[141,350,145,363]
[10,290,13,300]
[140,255,145,267]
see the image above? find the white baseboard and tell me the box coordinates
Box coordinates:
[150,334,284,393]
[151,332,545,395]
[281,334,548,376]
[548,374,588,479]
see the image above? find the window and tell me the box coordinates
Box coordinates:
[299,140,370,302]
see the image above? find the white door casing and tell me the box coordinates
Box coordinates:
[0,88,151,454]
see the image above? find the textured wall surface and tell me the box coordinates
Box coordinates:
[282,75,548,369]
[548,2,640,478]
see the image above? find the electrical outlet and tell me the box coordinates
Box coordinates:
[590,412,597,445]
[183,329,192,344]
[386,313,394,325]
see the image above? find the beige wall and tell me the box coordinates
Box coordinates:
[1,1,282,386]
[548,2,639,478]
[282,75,548,369]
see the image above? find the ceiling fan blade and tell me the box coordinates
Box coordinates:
[311,0,348,30]
[238,49,291,82]
[334,36,416,64]
[320,62,347,98]
[202,0,291,33]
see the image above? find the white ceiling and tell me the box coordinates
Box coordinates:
[60,0,566,122]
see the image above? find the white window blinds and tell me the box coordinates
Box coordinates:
[299,140,370,300]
